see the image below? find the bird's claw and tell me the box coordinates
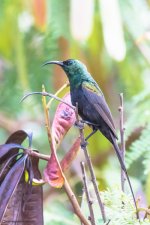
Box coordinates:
[81,120,99,127]
[74,119,98,130]
[81,140,88,148]
[74,120,84,129]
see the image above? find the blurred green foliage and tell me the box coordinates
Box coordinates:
[44,201,78,225]
[0,0,150,224]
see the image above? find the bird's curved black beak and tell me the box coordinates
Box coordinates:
[43,60,64,67]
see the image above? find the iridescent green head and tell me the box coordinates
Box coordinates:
[44,59,90,87]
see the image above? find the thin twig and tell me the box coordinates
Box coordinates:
[80,161,96,225]
[42,86,52,145]
[118,93,126,192]
[80,132,106,223]
[26,146,80,173]
[75,103,106,223]
[47,82,70,109]
[118,94,139,219]
[64,178,90,225]
[143,205,150,219]
[20,91,75,110]
[26,149,50,161]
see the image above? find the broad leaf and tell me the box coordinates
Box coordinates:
[61,137,81,171]
[6,129,33,148]
[0,144,25,184]
[0,155,28,222]
[0,130,29,184]
[44,150,64,188]
[0,143,25,160]
[51,93,76,149]
[6,130,28,145]
[17,156,44,225]
[0,130,29,170]
[1,155,43,225]
[44,93,75,188]
[0,153,21,182]
[2,175,27,225]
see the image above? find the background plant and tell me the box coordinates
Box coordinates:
[0,0,150,224]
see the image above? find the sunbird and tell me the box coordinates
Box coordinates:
[44,59,137,211]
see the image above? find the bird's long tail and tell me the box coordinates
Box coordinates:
[110,133,138,218]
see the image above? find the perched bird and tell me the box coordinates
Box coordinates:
[44,59,137,211]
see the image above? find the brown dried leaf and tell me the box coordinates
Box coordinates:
[51,93,76,149]
[61,137,81,172]
[44,150,64,188]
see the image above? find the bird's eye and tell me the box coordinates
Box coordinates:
[63,59,73,66]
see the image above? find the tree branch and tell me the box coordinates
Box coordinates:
[64,178,90,225]
[21,91,75,110]
[75,104,107,223]
[81,161,96,225]
[118,93,126,192]
[47,82,70,109]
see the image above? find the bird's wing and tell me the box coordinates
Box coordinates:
[82,81,118,139]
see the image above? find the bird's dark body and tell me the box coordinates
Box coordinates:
[70,85,114,144]
[44,59,137,213]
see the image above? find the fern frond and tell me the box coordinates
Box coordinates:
[126,125,150,169]
[125,88,150,141]
[143,153,150,175]
[102,188,149,225]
